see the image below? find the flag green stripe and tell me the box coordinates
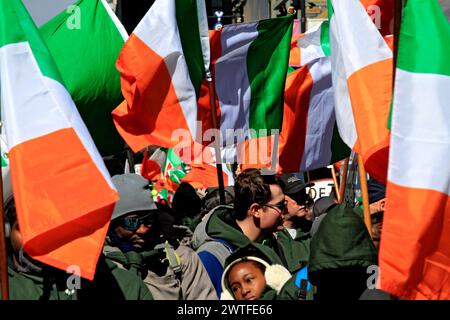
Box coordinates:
[330,122,351,163]
[40,0,125,155]
[320,21,331,57]
[397,0,450,76]
[247,16,293,136]
[176,0,205,99]
[327,0,334,21]
[0,0,63,83]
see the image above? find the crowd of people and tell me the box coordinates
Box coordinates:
[3,161,391,300]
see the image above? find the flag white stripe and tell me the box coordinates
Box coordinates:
[132,0,198,139]
[330,0,392,77]
[300,58,335,170]
[100,0,129,41]
[0,42,114,190]
[329,17,358,149]
[298,22,326,67]
[215,22,258,145]
[389,69,450,195]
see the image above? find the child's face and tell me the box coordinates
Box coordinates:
[228,261,266,300]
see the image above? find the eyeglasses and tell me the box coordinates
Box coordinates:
[120,213,152,231]
[261,200,287,213]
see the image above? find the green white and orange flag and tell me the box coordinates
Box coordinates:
[289,21,330,67]
[39,0,128,156]
[328,0,393,182]
[379,0,450,300]
[0,0,118,280]
[210,16,293,150]
[112,0,209,153]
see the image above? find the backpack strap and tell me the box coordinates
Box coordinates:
[154,242,183,280]
[295,266,311,300]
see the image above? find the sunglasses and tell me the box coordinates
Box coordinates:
[261,200,288,213]
[120,213,153,231]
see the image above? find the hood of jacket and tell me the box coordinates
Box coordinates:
[219,244,291,300]
[308,204,378,278]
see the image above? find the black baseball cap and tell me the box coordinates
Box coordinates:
[279,173,314,196]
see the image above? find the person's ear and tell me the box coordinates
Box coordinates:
[249,203,261,218]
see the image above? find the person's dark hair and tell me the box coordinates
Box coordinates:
[228,259,266,279]
[233,168,281,220]
[4,197,17,226]
[201,187,234,216]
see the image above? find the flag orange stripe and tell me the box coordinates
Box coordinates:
[112,34,192,152]
[10,128,118,280]
[289,34,302,67]
[239,136,274,171]
[347,58,392,182]
[278,66,313,172]
[183,164,229,189]
[379,182,450,299]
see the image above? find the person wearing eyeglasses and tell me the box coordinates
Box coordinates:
[103,174,217,300]
[192,168,291,298]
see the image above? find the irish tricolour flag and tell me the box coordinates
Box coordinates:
[210,16,293,148]
[40,0,128,156]
[112,0,209,153]
[379,0,450,300]
[328,0,393,182]
[289,21,330,68]
[0,0,118,280]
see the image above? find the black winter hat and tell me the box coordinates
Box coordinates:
[172,182,202,218]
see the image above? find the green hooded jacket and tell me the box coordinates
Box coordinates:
[3,255,153,300]
[205,207,286,266]
[308,204,378,283]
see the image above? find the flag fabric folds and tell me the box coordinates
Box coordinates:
[210,16,293,147]
[39,0,128,156]
[278,58,349,172]
[112,0,209,153]
[328,0,393,182]
[0,0,118,280]
[379,0,450,300]
[289,21,330,68]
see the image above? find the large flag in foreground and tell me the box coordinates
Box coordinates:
[112,0,209,153]
[0,0,118,280]
[328,0,393,182]
[379,0,450,300]
[39,0,128,156]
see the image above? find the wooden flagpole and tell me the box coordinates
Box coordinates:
[0,151,9,299]
[358,155,373,239]
[330,165,341,203]
[338,158,349,204]
[206,72,226,205]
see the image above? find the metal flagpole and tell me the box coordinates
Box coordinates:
[206,72,226,205]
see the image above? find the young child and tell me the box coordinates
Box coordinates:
[220,246,292,300]
[225,258,268,300]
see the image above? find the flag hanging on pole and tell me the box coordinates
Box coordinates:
[0,0,118,280]
[39,0,128,156]
[112,0,210,153]
[328,0,393,182]
[379,0,450,300]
